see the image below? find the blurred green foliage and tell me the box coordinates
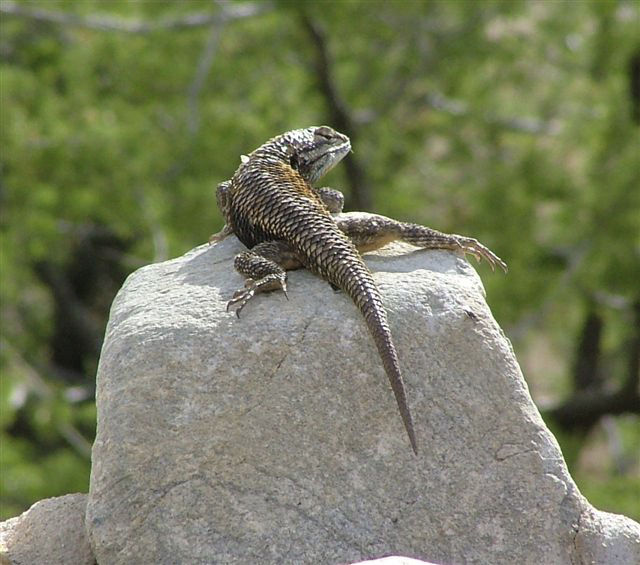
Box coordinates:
[1,1,638,521]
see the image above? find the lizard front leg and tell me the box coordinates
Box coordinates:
[209,180,234,244]
[227,241,303,317]
[209,223,233,245]
[336,213,507,272]
[314,186,344,214]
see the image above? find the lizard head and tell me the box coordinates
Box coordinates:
[253,126,351,184]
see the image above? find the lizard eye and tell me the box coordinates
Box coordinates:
[314,126,334,140]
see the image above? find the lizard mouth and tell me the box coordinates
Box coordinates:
[313,138,351,164]
[307,141,351,181]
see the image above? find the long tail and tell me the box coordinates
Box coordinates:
[301,222,418,454]
[341,262,418,454]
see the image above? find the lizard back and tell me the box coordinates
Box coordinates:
[223,126,418,454]
[230,158,367,286]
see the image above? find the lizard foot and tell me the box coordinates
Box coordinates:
[455,237,508,273]
[208,224,233,245]
[226,274,288,318]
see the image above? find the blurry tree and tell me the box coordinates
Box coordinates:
[1,0,638,520]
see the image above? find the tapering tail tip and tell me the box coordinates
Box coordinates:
[404,415,419,455]
[346,268,419,455]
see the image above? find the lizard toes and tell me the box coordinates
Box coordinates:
[226,286,256,317]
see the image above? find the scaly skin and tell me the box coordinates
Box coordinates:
[215,126,507,454]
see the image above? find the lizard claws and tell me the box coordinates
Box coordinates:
[226,279,256,317]
[457,237,507,273]
[226,274,288,317]
[226,287,256,318]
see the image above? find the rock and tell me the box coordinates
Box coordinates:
[574,507,640,564]
[353,558,438,565]
[86,213,640,564]
[0,493,94,565]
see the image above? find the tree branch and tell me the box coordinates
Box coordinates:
[572,305,604,392]
[624,300,640,395]
[544,388,640,431]
[543,299,640,431]
[187,17,223,136]
[0,1,265,34]
[299,12,373,211]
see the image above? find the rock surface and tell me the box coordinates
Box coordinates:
[354,559,436,565]
[0,494,94,565]
[86,213,640,564]
[354,559,437,565]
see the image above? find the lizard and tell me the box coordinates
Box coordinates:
[212,126,507,454]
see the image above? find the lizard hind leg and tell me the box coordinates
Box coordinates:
[226,241,302,317]
[336,213,507,272]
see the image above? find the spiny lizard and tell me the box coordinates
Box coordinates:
[212,126,507,454]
